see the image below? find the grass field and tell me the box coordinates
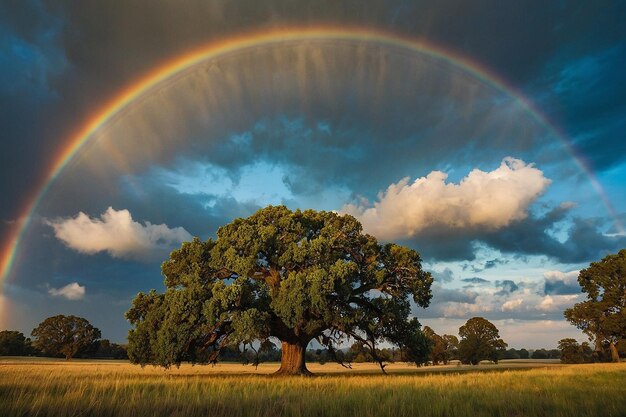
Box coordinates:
[1,359,625,417]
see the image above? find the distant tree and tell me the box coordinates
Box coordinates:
[531,349,548,359]
[423,327,458,365]
[0,330,29,356]
[564,249,626,362]
[378,348,395,363]
[346,342,373,363]
[423,326,444,365]
[503,348,521,360]
[518,348,530,359]
[126,206,433,375]
[558,338,584,364]
[547,349,560,359]
[442,334,459,363]
[91,339,128,359]
[458,317,507,365]
[31,315,101,360]
[580,342,595,363]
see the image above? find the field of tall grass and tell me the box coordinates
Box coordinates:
[1,359,625,417]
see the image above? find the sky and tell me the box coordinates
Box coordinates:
[1,0,625,349]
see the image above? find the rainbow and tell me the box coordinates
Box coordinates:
[0,26,622,288]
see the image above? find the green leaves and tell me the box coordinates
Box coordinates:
[564,249,626,361]
[126,205,434,371]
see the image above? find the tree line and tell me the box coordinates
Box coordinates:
[2,313,624,364]
[0,315,127,360]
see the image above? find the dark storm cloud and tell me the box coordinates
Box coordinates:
[0,0,67,222]
[543,271,581,296]
[481,209,626,264]
[403,202,626,263]
[3,0,625,222]
[544,279,580,296]
[495,280,519,296]
[462,258,509,273]
[537,43,626,172]
[461,277,490,285]
[2,0,623,226]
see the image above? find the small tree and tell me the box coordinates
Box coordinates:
[126,206,433,375]
[458,317,507,365]
[558,338,584,364]
[423,326,444,365]
[31,315,101,360]
[0,330,29,356]
[423,327,457,365]
[564,249,626,362]
[442,334,459,363]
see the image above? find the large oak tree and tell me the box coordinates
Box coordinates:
[564,249,626,362]
[126,206,433,374]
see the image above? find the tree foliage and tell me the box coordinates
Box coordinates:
[557,338,594,364]
[126,206,433,374]
[31,315,101,360]
[0,330,30,356]
[458,317,507,365]
[564,249,626,362]
[423,326,458,365]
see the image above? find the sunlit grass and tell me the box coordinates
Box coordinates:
[1,359,624,417]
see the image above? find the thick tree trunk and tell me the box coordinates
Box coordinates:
[609,341,620,363]
[275,340,311,375]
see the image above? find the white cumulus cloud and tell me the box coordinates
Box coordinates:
[342,157,550,240]
[501,298,524,312]
[47,207,192,260]
[48,282,85,300]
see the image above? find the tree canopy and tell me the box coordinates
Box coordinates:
[458,317,507,365]
[31,315,101,360]
[126,205,433,374]
[423,326,458,365]
[564,249,626,362]
[557,338,594,364]
[0,330,30,356]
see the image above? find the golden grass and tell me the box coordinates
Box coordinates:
[1,359,625,417]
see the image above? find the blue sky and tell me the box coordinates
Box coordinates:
[1,0,625,349]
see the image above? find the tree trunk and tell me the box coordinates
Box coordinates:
[275,340,311,376]
[609,341,620,363]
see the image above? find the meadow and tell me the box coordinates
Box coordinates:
[1,359,625,417]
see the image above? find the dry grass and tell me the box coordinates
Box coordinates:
[1,359,625,417]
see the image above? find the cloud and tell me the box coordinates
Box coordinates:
[501,298,523,312]
[495,279,520,295]
[430,267,455,283]
[543,270,581,295]
[48,282,85,300]
[342,158,550,240]
[47,207,192,260]
[482,210,626,264]
[418,270,586,323]
[432,284,478,304]
[461,277,490,285]
[537,294,581,313]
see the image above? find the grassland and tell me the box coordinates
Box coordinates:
[1,359,625,417]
